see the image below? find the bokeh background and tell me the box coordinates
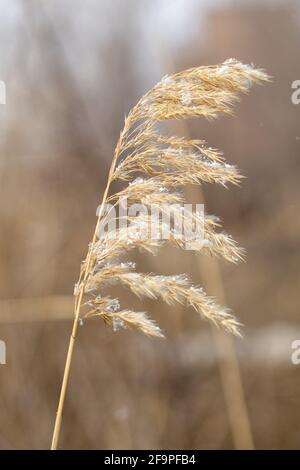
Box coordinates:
[0,0,300,449]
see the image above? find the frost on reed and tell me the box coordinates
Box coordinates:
[76,59,269,338]
[51,59,270,450]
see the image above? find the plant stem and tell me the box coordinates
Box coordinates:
[51,148,120,450]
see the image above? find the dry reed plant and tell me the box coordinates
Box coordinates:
[51,59,269,449]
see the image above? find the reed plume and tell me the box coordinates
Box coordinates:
[51,59,269,449]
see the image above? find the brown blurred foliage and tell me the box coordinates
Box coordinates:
[0,1,300,449]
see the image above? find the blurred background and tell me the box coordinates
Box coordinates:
[0,0,300,449]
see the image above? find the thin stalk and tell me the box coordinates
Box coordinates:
[50,146,121,450]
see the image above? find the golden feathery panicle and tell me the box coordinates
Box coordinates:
[82,295,163,338]
[84,269,241,336]
[51,59,270,450]
[75,58,269,338]
[90,210,244,266]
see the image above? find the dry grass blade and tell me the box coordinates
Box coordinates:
[85,270,241,336]
[51,59,270,449]
[91,210,244,265]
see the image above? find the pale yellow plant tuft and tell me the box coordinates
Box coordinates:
[76,58,269,338]
[51,59,270,449]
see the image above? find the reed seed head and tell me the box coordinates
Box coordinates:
[76,59,270,338]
